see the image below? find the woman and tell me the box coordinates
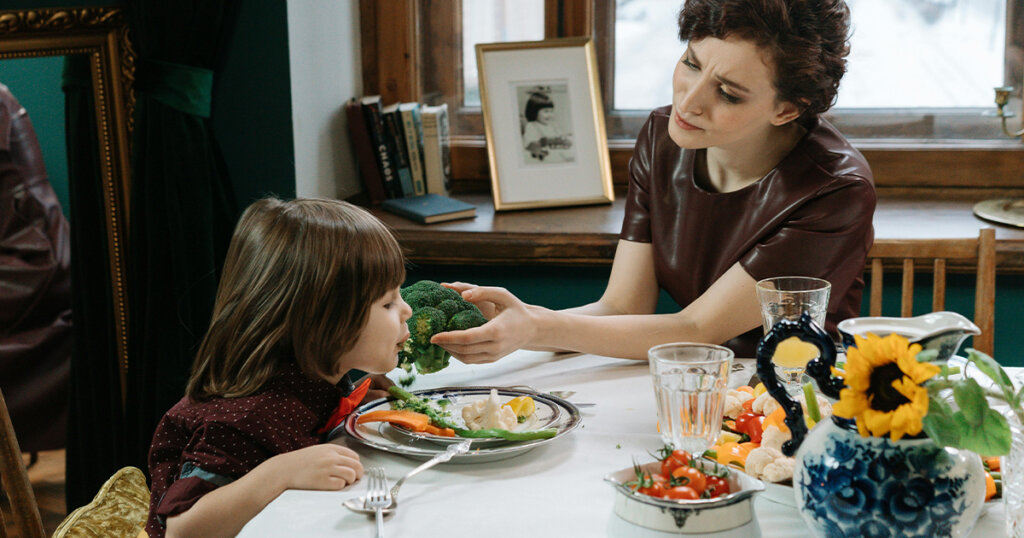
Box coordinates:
[433,0,875,361]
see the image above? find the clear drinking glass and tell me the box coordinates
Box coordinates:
[648,343,733,456]
[755,276,831,393]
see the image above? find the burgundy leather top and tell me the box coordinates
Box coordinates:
[621,106,876,357]
[0,83,71,451]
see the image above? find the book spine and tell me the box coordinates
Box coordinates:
[436,104,452,195]
[401,106,426,196]
[421,105,452,197]
[361,98,403,198]
[382,107,415,197]
[345,99,387,204]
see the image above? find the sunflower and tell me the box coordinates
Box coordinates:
[832,333,940,441]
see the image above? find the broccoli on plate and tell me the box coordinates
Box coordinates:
[399,280,487,377]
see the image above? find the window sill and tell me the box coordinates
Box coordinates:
[450,137,1024,193]
[370,193,1024,272]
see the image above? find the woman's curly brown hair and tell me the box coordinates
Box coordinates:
[677,0,851,120]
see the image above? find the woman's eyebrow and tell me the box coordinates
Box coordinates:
[690,47,751,94]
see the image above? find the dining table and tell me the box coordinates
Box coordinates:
[238,349,1017,538]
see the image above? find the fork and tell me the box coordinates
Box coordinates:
[365,467,391,538]
[390,439,471,506]
[502,384,595,407]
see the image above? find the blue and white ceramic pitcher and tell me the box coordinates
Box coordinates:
[756,314,986,537]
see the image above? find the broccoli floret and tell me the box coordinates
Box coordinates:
[397,280,487,376]
[448,307,487,331]
[401,280,460,310]
[435,299,468,319]
[408,306,445,346]
[414,344,450,374]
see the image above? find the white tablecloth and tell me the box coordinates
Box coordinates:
[239,352,1015,538]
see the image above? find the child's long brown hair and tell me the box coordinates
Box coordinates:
[186,198,406,400]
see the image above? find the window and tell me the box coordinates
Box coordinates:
[462,1,546,107]
[362,0,1024,192]
[609,0,1017,139]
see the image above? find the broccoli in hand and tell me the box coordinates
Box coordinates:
[399,280,487,375]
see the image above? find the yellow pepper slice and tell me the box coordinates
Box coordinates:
[504,396,536,418]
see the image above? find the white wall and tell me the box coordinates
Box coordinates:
[286,0,362,199]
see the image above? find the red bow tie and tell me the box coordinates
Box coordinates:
[317,376,373,435]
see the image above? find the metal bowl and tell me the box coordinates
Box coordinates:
[604,458,766,536]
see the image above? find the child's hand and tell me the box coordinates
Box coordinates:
[265,444,363,491]
[365,374,394,401]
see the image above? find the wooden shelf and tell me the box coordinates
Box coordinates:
[370,193,1024,271]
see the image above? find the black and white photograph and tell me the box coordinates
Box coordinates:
[516,83,576,165]
[476,37,613,210]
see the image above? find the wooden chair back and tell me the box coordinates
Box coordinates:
[0,388,45,538]
[866,228,996,355]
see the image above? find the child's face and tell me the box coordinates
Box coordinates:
[537,107,554,125]
[336,286,411,375]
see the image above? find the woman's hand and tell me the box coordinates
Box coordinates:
[262,444,363,492]
[431,282,540,363]
[364,373,394,402]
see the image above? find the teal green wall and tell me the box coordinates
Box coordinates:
[6,0,296,212]
[406,265,1024,367]
[213,0,297,206]
[1,57,71,218]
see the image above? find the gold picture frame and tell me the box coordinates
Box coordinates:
[476,37,614,211]
[0,6,134,400]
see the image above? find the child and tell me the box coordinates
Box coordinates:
[145,198,412,538]
[521,88,573,164]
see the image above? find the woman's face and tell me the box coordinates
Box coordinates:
[336,287,411,376]
[668,36,800,150]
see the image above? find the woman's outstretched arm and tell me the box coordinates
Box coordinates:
[431,240,762,361]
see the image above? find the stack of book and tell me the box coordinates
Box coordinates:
[346,96,475,224]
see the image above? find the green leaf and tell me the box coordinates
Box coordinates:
[916,349,940,362]
[1016,384,1024,409]
[952,378,987,426]
[922,395,961,447]
[953,408,1011,456]
[966,349,1015,396]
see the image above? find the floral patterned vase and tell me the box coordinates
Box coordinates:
[793,417,986,538]
[755,313,987,538]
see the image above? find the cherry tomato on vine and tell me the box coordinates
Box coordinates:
[671,466,707,494]
[705,475,731,498]
[659,449,691,476]
[663,485,699,500]
[641,481,668,498]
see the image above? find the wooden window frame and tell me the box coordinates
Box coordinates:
[360,0,1024,198]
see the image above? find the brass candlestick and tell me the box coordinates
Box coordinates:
[972,87,1024,227]
[993,86,1024,138]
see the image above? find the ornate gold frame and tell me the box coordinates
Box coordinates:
[476,37,614,211]
[0,6,134,398]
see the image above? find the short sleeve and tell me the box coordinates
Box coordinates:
[620,112,657,243]
[740,177,876,321]
[154,421,272,521]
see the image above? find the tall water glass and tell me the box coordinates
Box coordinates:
[755,276,831,393]
[648,343,733,456]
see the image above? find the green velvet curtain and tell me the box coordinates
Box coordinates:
[122,0,239,479]
[63,55,128,508]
